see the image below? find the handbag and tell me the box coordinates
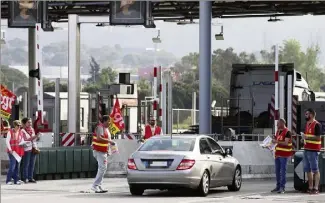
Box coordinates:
[32,147,40,154]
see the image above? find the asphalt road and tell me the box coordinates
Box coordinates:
[1,178,325,203]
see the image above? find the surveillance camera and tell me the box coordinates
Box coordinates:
[152,37,161,43]
[215,33,224,41]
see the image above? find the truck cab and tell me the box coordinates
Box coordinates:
[228,63,313,129]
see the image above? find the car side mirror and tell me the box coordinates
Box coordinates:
[212,150,222,155]
[225,148,233,156]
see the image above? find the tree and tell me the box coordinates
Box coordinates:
[88,56,101,84]
[82,65,118,93]
[99,67,118,86]
[43,81,68,92]
[0,65,28,89]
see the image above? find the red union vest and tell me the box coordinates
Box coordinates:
[7,129,24,157]
[304,120,321,151]
[92,123,109,152]
[275,128,293,157]
[144,125,161,140]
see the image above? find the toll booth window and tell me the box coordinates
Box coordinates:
[296,72,302,81]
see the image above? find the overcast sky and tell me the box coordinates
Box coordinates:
[2,15,325,63]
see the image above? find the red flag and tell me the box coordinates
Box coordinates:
[109,98,125,134]
[0,85,16,119]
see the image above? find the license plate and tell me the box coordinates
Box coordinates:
[150,161,168,167]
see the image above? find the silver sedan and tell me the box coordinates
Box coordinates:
[127,135,242,196]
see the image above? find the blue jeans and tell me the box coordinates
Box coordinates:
[275,157,288,189]
[303,150,319,173]
[22,151,36,180]
[6,153,20,184]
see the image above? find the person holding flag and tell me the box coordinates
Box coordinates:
[91,115,116,193]
[143,116,163,140]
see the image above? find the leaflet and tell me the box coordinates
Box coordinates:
[260,135,276,151]
[12,151,22,163]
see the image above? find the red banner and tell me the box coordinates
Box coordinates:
[0,85,16,119]
[109,98,125,135]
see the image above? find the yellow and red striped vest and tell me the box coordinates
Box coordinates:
[275,128,293,157]
[92,123,109,152]
[304,120,321,151]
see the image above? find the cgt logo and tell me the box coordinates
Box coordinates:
[253,81,275,86]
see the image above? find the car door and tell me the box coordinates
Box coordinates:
[206,138,234,184]
[199,138,223,187]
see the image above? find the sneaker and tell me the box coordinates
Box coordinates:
[271,188,279,193]
[277,188,285,194]
[23,179,28,184]
[28,179,37,183]
[98,186,108,193]
[91,185,102,193]
[312,189,319,194]
[14,181,21,185]
[6,182,13,185]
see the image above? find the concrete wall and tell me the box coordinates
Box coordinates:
[0,138,293,179]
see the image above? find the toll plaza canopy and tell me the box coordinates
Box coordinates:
[2,1,325,21]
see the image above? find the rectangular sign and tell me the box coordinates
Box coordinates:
[110,1,146,25]
[8,0,40,28]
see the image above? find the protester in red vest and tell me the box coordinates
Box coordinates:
[91,115,116,193]
[143,117,163,140]
[271,118,292,194]
[1,118,10,138]
[5,120,25,185]
[302,108,322,194]
[21,117,39,183]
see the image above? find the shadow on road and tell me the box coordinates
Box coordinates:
[67,188,241,199]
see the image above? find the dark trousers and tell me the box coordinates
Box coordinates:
[22,151,36,180]
[275,157,288,189]
[6,153,20,184]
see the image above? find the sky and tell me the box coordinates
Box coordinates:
[2,14,325,62]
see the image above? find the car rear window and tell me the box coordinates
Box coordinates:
[139,138,195,151]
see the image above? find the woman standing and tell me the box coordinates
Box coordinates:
[21,117,39,183]
[6,120,24,185]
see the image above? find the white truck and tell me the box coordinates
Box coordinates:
[228,63,315,128]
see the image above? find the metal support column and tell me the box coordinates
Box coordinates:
[54,78,60,147]
[68,14,81,144]
[157,66,162,126]
[199,1,212,134]
[28,28,36,119]
[279,76,285,118]
[192,92,197,125]
[287,75,293,131]
[162,72,167,134]
[167,71,173,134]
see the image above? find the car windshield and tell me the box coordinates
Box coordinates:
[139,138,195,151]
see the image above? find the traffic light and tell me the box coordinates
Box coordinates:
[29,69,40,80]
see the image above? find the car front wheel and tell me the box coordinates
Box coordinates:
[228,166,242,191]
[129,184,144,196]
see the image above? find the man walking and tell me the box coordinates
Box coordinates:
[91,115,115,193]
[303,108,322,194]
[271,118,293,194]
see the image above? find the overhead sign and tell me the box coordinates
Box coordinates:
[8,0,41,28]
[109,0,146,25]
[252,81,275,86]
